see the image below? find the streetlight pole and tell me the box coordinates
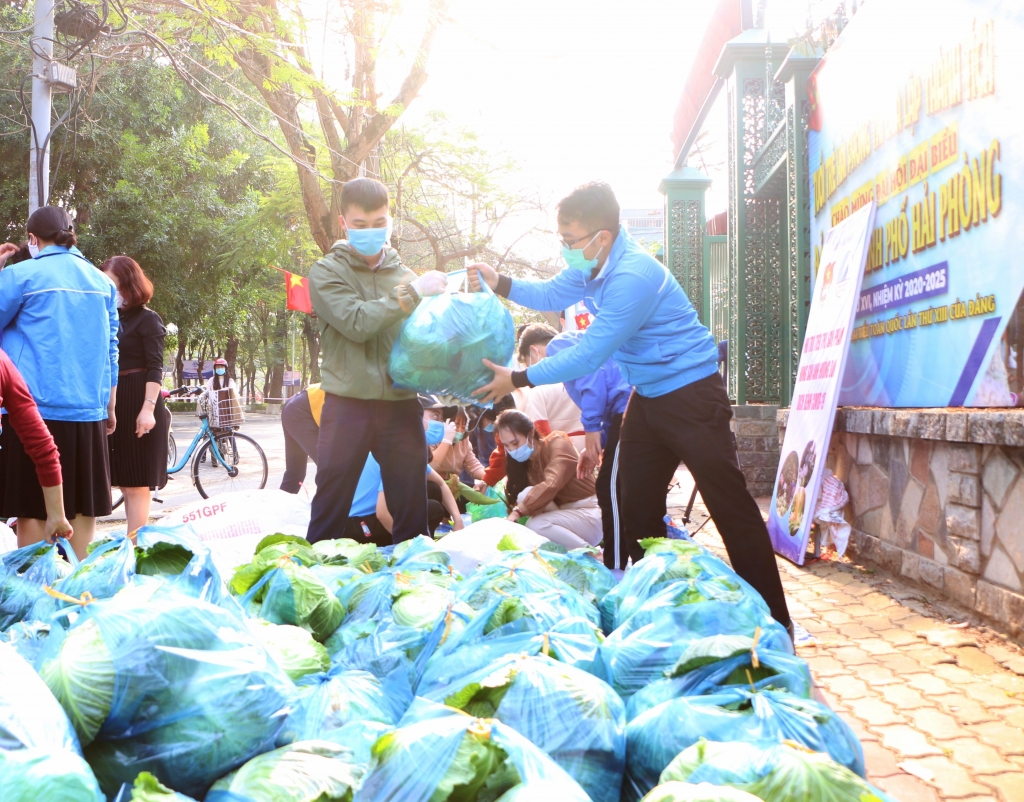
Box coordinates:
[28,0,54,214]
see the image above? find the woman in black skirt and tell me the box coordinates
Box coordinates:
[101,256,168,534]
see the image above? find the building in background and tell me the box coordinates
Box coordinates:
[620,207,664,257]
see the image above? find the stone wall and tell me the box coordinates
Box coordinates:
[733,404,781,497]
[778,407,1024,640]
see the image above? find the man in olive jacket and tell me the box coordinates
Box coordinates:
[307,178,447,544]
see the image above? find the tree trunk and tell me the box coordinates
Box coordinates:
[267,306,288,404]
[301,334,308,387]
[302,315,321,383]
[225,335,239,380]
[175,336,187,389]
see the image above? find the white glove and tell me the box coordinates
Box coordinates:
[441,420,457,444]
[411,271,448,297]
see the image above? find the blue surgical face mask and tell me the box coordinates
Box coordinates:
[561,232,603,274]
[506,441,534,462]
[215,368,226,376]
[425,419,445,446]
[483,423,494,433]
[345,216,393,257]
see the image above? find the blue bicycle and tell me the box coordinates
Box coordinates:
[163,386,268,499]
[110,387,267,510]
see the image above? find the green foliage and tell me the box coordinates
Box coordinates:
[122,771,197,801]
[135,542,194,577]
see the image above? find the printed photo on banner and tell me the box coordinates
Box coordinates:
[809,0,1024,407]
[770,203,876,564]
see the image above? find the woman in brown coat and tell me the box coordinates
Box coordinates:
[495,409,602,549]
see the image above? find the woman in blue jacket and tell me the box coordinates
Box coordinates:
[0,206,119,558]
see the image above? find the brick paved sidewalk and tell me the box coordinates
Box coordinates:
[667,471,1024,802]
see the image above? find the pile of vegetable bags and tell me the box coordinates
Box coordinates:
[0,518,889,801]
[388,269,515,405]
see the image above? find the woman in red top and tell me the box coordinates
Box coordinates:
[0,348,73,545]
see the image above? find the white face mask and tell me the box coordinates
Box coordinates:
[115,291,125,309]
[27,237,39,259]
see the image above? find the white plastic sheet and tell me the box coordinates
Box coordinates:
[169,489,311,578]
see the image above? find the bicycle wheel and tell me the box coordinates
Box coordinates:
[111,491,124,511]
[167,430,177,469]
[192,432,268,499]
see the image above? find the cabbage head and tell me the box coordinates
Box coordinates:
[0,748,104,802]
[391,584,473,633]
[114,772,198,801]
[38,618,114,745]
[247,619,330,680]
[641,782,761,802]
[313,538,386,572]
[660,739,892,802]
[255,562,345,642]
[206,741,365,802]
[230,535,320,595]
[370,724,521,801]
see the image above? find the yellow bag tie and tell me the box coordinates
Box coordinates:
[745,668,758,693]
[467,718,493,738]
[43,586,96,607]
[751,626,761,670]
[530,548,554,575]
[541,632,551,657]
[438,604,455,647]
[276,548,301,568]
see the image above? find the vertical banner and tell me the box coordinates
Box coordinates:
[769,203,876,564]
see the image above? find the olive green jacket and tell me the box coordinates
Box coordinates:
[308,241,417,401]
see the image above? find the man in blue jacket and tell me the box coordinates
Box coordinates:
[471,182,790,629]
[546,330,631,572]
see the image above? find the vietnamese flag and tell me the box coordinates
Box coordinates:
[284,271,313,314]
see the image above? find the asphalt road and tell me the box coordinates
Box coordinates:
[99,413,299,531]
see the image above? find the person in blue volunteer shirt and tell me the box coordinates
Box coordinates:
[0,205,119,559]
[470,182,791,630]
[546,330,631,572]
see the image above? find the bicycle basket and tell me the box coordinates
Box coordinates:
[208,387,245,429]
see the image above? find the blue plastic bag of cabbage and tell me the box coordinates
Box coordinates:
[656,739,898,802]
[354,701,591,801]
[388,270,515,405]
[626,633,814,721]
[280,667,410,745]
[623,688,865,801]
[0,537,76,630]
[0,641,80,754]
[418,652,626,802]
[36,580,295,799]
[0,642,104,801]
[600,577,792,699]
[416,592,608,693]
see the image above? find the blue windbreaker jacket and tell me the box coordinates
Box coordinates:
[0,245,119,421]
[507,226,719,398]
[546,331,631,441]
